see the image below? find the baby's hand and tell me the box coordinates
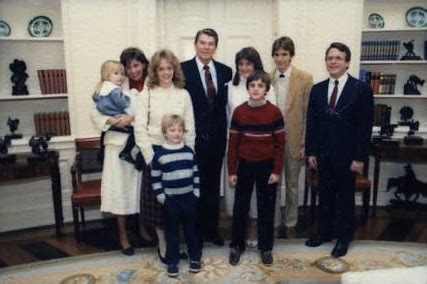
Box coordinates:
[268,173,280,184]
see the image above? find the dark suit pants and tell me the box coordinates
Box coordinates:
[317,158,356,242]
[163,193,201,265]
[198,157,223,238]
[230,159,277,252]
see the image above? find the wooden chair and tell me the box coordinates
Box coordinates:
[70,137,103,242]
[303,160,371,223]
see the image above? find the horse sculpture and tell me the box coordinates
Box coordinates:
[386,164,427,202]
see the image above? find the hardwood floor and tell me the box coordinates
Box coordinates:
[0,206,425,268]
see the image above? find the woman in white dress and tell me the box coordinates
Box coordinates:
[91,48,149,256]
[134,49,195,263]
[225,47,277,248]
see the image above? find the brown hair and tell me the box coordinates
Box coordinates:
[147,49,185,89]
[119,47,149,80]
[246,70,271,92]
[271,36,295,57]
[194,28,219,47]
[325,42,351,62]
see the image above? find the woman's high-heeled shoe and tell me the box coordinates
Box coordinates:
[157,248,166,264]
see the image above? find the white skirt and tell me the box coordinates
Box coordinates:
[100,143,141,215]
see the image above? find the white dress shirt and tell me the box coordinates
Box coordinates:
[195,56,218,96]
[328,73,348,105]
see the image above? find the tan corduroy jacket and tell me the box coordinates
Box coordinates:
[271,66,313,160]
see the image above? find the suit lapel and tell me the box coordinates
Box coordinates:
[335,75,354,110]
[285,68,299,115]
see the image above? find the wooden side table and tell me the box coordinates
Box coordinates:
[0,151,63,237]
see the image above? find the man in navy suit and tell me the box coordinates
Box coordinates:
[305,42,373,257]
[181,28,232,246]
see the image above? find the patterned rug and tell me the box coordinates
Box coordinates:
[1,240,426,283]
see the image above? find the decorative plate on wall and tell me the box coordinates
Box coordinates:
[405,7,427,28]
[368,13,385,29]
[0,20,11,37]
[28,16,53,37]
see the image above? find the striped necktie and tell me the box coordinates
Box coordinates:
[203,65,216,104]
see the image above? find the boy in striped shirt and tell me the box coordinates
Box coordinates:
[151,114,201,278]
[227,70,285,266]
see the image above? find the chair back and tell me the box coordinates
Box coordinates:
[72,137,103,185]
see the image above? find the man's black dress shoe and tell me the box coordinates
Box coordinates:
[260,251,273,266]
[305,237,332,247]
[229,247,241,266]
[331,241,349,257]
[121,246,135,256]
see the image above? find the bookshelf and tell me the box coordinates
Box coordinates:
[0,0,70,137]
[361,1,427,124]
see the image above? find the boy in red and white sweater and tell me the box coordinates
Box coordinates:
[227,70,286,266]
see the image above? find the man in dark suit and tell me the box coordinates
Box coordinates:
[181,28,232,246]
[305,42,373,257]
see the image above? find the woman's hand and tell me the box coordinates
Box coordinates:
[112,114,135,128]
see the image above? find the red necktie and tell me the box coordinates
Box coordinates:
[329,80,339,109]
[203,65,216,104]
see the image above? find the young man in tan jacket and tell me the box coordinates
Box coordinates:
[271,36,313,238]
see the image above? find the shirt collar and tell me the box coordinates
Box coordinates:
[329,72,348,86]
[162,141,185,150]
[275,66,292,80]
[196,56,214,73]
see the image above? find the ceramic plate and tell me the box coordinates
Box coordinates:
[368,13,385,29]
[0,20,11,37]
[28,16,53,37]
[405,7,427,28]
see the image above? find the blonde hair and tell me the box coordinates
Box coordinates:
[161,114,186,134]
[95,60,124,91]
[147,49,185,89]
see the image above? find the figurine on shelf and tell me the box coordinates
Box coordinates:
[5,117,23,140]
[398,106,423,145]
[0,136,16,163]
[9,59,29,96]
[28,133,53,160]
[400,40,422,61]
[386,164,427,210]
[403,75,424,95]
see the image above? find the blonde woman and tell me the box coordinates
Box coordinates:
[135,49,195,263]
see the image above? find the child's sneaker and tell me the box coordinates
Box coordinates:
[167,264,179,278]
[189,260,201,273]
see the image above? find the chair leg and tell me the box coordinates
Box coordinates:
[362,189,370,224]
[80,208,86,227]
[72,204,80,242]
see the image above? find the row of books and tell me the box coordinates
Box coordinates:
[360,40,401,61]
[373,104,391,127]
[359,70,397,95]
[37,69,68,95]
[33,111,70,136]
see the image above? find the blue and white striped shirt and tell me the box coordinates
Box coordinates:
[151,142,199,199]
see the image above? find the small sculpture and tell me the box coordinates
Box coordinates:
[28,134,52,160]
[387,164,427,207]
[404,75,424,95]
[9,59,29,96]
[0,136,16,163]
[5,117,23,140]
[400,40,422,60]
